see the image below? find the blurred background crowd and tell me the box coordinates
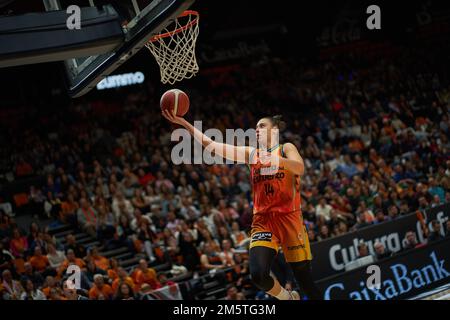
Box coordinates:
[0,39,450,299]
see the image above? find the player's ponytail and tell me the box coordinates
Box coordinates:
[270,115,286,131]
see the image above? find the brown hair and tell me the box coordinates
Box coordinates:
[265,115,286,131]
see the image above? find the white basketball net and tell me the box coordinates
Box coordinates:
[145,11,199,85]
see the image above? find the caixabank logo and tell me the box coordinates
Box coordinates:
[318,239,450,300]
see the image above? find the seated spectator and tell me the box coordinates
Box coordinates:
[220,239,236,267]
[137,283,155,300]
[230,221,247,246]
[236,292,246,300]
[307,228,317,243]
[336,155,359,178]
[41,276,58,298]
[85,259,107,284]
[428,177,445,202]
[138,169,155,188]
[62,280,89,300]
[166,211,181,233]
[28,186,46,219]
[29,231,48,255]
[77,198,98,237]
[345,242,375,271]
[200,242,226,272]
[44,192,62,220]
[112,191,134,220]
[428,220,444,243]
[225,285,239,300]
[29,247,52,275]
[112,267,135,293]
[315,198,332,221]
[418,196,430,211]
[317,225,331,241]
[60,194,79,225]
[161,228,179,261]
[157,273,176,288]
[178,231,200,271]
[107,258,120,281]
[357,242,370,258]
[374,210,389,224]
[96,206,116,245]
[373,241,393,261]
[387,205,400,220]
[64,234,86,258]
[47,243,66,269]
[0,242,14,274]
[15,158,33,178]
[232,253,250,286]
[134,259,161,291]
[328,210,349,233]
[135,220,157,263]
[27,222,40,250]
[20,279,46,300]
[130,208,152,232]
[58,249,86,277]
[9,228,28,259]
[352,212,372,230]
[131,188,150,213]
[114,282,136,300]
[21,262,44,288]
[403,231,426,250]
[2,269,23,300]
[431,195,442,208]
[49,287,67,300]
[86,246,110,271]
[218,226,235,247]
[89,274,113,300]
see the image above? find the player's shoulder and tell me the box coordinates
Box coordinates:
[281,142,298,153]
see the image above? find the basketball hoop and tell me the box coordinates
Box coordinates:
[145,10,199,85]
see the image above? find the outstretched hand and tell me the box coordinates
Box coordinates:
[161,109,185,125]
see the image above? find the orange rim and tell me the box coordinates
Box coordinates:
[148,10,199,42]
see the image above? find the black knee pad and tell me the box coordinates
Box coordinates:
[290,260,311,273]
[249,246,277,291]
[250,268,274,291]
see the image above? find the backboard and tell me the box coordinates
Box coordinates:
[0,0,195,97]
[61,0,195,97]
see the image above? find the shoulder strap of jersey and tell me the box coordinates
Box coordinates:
[280,144,285,157]
[247,147,257,171]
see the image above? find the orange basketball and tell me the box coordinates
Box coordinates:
[160,89,190,117]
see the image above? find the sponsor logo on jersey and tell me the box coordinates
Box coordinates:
[251,232,273,242]
[287,244,306,250]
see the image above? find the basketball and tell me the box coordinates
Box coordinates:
[160,89,190,117]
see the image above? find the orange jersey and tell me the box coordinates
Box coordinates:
[249,144,301,215]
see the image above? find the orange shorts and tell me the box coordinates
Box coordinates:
[250,211,312,263]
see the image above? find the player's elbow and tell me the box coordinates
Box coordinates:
[293,162,305,176]
[283,159,304,176]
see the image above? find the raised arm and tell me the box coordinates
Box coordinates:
[162,109,253,164]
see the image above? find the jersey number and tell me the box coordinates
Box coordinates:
[264,183,274,197]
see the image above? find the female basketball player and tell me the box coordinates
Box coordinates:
[162,110,322,300]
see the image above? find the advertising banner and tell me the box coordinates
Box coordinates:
[311,203,450,280]
[317,239,450,300]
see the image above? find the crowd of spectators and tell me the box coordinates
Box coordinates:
[0,39,450,299]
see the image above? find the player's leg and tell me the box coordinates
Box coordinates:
[249,246,276,291]
[250,214,299,300]
[288,260,322,300]
[280,212,323,300]
[249,246,297,300]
